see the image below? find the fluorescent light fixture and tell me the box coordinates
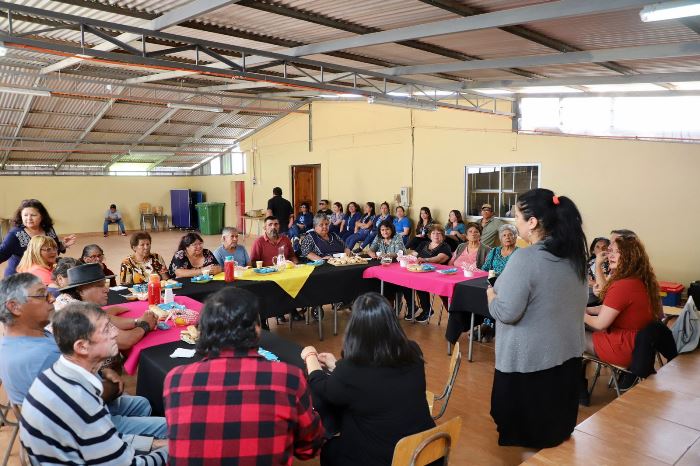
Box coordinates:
[471,88,514,95]
[367,95,437,111]
[167,102,224,113]
[0,86,51,97]
[0,42,6,57]
[640,1,700,22]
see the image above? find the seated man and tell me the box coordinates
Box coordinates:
[104,203,127,237]
[163,287,324,465]
[0,273,166,439]
[213,226,250,267]
[20,301,168,464]
[249,216,298,267]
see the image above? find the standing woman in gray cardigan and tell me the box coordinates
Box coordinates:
[487,188,588,450]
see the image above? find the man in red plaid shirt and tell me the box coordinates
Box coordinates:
[163,288,324,465]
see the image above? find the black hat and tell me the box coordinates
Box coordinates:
[60,263,114,291]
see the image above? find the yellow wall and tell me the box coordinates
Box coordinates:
[236,101,700,286]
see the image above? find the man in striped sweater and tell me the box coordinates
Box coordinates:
[20,302,168,465]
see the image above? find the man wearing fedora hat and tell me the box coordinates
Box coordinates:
[0,273,167,439]
[480,203,505,248]
[59,263,158,350]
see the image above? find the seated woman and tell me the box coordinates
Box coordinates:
[343,202,376,251]
[329,202,345,235]
[339,202,361,241]
[393,206,411,245]
[586,236,610,306]
[80,244,117,287]
[406,207,437,250]
[480,224,519,276]
[59,263,157,351]
[168,232,221,278]
[16,235,58,286]
[367,220,406,260]
[120,231,169,286]
[584,236,662,369]
[51,257,80,301]
[359,202,393,252]
[444,209,466,251]
[449,222,490,271]
[301,292,434,466]
[299,214,352,260]
[404,225,452,323]
[288,202,314,239]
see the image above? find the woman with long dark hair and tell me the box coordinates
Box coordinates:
[486,188,588,450]
[444,209,466,251]
[168,232,221,278]
[406,207,436,250]
[0,199,76,276]
[301,292,434,466]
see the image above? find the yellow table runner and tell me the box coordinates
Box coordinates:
[213,265,315,298]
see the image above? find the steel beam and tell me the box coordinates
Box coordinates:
[106,108,180,169]
[463,71,700,90]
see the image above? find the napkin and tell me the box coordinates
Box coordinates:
[170,348,196,358]
[110,286,127,291]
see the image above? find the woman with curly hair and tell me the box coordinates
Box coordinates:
[0,199,76,276]
[584,236,662,368]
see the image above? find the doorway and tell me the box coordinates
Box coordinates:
[231,180,245,232]
[292,164,321,213]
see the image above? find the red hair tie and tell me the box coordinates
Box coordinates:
[552,195,560,205]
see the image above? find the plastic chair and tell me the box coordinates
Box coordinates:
[153,206,169,231]
[428,342,462,420]
[139,203,156,231]
[390,416,462,466]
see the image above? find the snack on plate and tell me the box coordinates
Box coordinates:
[169,308,199,326]
[149,306,170,321]
[328,256,368,266]
[180,325,199,344]
[163,279,182,289]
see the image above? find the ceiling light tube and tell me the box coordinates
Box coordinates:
[640,1,700,22]
[167,102,224,113]
[367,95,437,111]
[0,86,51,97]
[0,41,6,57]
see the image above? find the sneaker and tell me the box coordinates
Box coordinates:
[312,307,325,321]
[120,232,127,236]
[479,325,494,343]
[103,233,108,237]
[404,312,414,321]
[276,315,288,324]
[414,310,433,323]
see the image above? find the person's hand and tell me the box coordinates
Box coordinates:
[139,311,158,330]
[486,285,497,303]
[151,439,168,450]
[592,283,602,297]
[101,368,124,395]
[63,234,77,248]
[417,257,426,264]
[301,346,318,361]
[595,251,608,267]
[208,265,222,275]
[317,353,337,371]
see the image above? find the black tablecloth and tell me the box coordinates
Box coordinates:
[136,331,304,416]
[445,277,493,344]
[107,290,129,305]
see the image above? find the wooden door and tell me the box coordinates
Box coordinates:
[232,181,245,232]
[292,166,316,212]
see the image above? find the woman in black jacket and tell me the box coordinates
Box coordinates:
[301,292,435,466]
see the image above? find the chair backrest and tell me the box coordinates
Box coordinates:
[630,320,678,378]
[433,342,461,420]
[139,203,151,214]
[391,416,462,466]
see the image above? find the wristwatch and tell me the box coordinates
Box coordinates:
[135,320,151,334]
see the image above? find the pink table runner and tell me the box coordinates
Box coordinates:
[363,263,488,299]
[105,296,203,374]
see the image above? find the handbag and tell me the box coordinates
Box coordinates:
[671,297,700,353]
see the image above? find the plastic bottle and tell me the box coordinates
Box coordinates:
[147,273,161,305]
[224,256,235,283]
[164,287,175,304]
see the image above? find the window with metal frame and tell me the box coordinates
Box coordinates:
[464,164,540,218]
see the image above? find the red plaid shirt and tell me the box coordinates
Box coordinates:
[164,348,324,466]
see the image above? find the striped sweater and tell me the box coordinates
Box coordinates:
[20,356,167,465]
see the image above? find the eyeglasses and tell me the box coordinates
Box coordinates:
[481,207,492,212]
[27,291,52,301]
[41,247,58,253]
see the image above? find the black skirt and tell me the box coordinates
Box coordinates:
[490,357,581,449]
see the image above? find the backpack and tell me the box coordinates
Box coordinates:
[671,297,700,354]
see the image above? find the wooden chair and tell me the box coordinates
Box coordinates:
[428,342,462,420]
[391,416,462,466]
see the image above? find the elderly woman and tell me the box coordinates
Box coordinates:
[299,213,352,261]
[340,202,361,240]
[449,222,490,271]
[444,210,466,251]
[288,202,314,240]
[119,231,169,285]
[0,199,76,277]
[59,263,157,351]
[329,202,345,235]
[17,235,59,286]
[405,225,452,323]
[368,220,406,260]
[80,244,117,287]
[168,232,221,278]
[481,224,519,276]
[584,237,661,370]
[343,202,376,251]
[393,206,411,245]
[487,189,588,449]
[406,207,437,250]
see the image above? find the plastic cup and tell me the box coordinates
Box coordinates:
[463,270,473,277]
[256,261,263,269]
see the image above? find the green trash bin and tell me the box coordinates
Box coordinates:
[195,202,225,235]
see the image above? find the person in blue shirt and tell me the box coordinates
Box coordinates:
[393,206,411,246]
[340,202,362,241]
[444,209,466,251]
[288,202,313,240]
[343,202,376,252]
[329,202,345,235]
[213,226,250,267]
[358,202,393,252]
